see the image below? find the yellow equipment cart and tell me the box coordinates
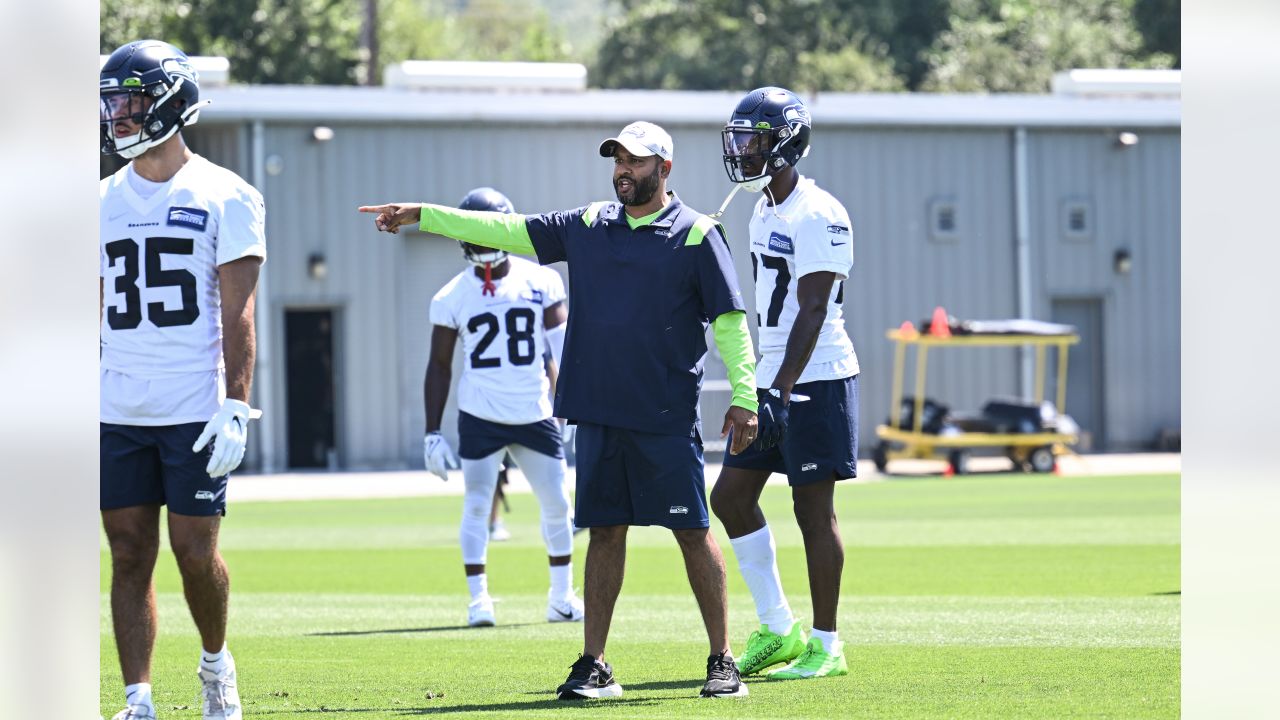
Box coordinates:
[873,325,1080,475]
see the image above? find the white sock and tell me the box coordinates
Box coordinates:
[810,627,839,653]
[200,643,230,673]
[466,573,489,600]
[124,682,153,710]
[729,525,794,634]
[549,563,573,599]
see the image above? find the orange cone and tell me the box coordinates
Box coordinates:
[942,463,954,478]
[899,320,918,339]
[930,307,952,337]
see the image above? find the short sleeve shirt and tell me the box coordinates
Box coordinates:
[524,193,745,437]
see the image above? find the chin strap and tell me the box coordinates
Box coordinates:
[708,183,742,219]
[481,262,496,296]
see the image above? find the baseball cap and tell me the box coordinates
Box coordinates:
[598,121,674,161]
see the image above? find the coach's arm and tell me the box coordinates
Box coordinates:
[358,203,538,256]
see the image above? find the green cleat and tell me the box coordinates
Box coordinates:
[768,638,849,679]
[737,621,808,676]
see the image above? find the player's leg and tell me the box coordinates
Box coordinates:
[507,443,582,622]
[770,376,858,680]
[557,423,626,700]
[489,457,511,541]
[101,422,166,719]
[712,420,805,676]
[460,449,505,626]
[159,421,242,718]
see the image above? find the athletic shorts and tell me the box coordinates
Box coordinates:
[100,422,227,516]
[723,375,859,486]
[573,423,707,529]
[457,411,564,460]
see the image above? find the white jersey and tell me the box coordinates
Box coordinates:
[748,175,859,387]
[100,155,266,425]
[431,256,567,425]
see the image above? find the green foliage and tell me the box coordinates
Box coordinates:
[100,0,367,85]
[920,0,1176,93]
[1134,0,1180,66]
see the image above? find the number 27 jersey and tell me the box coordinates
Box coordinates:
[430,256,567,425]
[100,155,266,377]
[749,175,859,387]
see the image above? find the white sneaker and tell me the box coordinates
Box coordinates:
[197,658,242,720]
[468,595,496,627]
[489,521,511,541]
[111,706,156,720]
[547,591,585,623]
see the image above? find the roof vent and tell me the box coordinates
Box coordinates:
[1051,69,1180,98]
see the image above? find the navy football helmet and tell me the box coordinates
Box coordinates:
[101,40,208,158]
[722,87,812,192]
[457,187,515,266]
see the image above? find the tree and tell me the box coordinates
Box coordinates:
[920,0,1175,93]
[1134,0,1179,67]
[100,0,367,85]
[593,0,904,92]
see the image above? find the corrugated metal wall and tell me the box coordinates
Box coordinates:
[189,117,1178,469]
[1028,129,1181,448]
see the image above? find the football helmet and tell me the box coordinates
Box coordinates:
[457,187,514,266]
[100,40,209,158]
[722,87,812,192]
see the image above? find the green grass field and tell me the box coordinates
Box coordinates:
[100,472,1179,719]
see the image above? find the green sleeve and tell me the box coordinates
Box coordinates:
[712,311,759,413]
[418,205,536,255]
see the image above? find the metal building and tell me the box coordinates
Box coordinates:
[110,86,1179,470]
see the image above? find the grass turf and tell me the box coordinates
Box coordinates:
[100,472,1179,718]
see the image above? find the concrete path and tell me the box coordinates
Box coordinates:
[227,453,1180,503]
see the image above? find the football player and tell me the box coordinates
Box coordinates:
[712,87,859,679]
[423,187,583,627]
[100,40,264,720]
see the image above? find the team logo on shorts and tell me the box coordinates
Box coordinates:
[167,206,209,231]
[669,505,689,514]
[194,490,216,501]
[801,463,818,472]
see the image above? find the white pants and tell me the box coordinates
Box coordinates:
[459,445,573,565]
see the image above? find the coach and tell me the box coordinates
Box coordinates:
[359,121,769,699]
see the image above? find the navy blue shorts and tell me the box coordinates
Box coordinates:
[574,423,707,529]
[457,411,564,460]
[100,422,228,516]
[723,375,859,486]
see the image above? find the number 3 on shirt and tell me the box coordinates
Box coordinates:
[104,237,200,330]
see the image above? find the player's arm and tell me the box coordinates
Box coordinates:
[770,271,837,401]
[358,203,537,255]
[424,325,458,433]
[544,351,558,399]
[219,257,262,403]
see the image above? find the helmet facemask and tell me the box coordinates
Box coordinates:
[721,123,810,193]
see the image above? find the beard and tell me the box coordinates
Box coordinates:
[614,162,662,206]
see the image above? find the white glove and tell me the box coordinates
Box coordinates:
[423,432,459,482]
[192,399,261,478]
[560,421,576,448]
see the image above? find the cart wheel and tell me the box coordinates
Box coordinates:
[1028,446,1056,474]
[873,442,889,473]
[948,450,970,476]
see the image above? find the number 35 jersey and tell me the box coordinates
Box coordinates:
[100,155,266,424]
[430,256,566,425]
[748,175,859,388]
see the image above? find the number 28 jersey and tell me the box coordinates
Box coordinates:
[100,156,266,423]
[749,175,859,387]
[430,256,566,425]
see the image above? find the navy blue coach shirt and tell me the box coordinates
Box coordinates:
[525,192,746,438]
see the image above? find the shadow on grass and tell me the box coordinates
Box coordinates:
[277,697,663,715]
[521,679,701,694]
[307,623,542,637]
[1151,591,1181,596]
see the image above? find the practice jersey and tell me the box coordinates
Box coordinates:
[748,175,859,387]
[100,155,266,425]
[431,256,567,425]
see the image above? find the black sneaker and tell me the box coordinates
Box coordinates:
[556,654,624,700]
[701,651,749,697]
